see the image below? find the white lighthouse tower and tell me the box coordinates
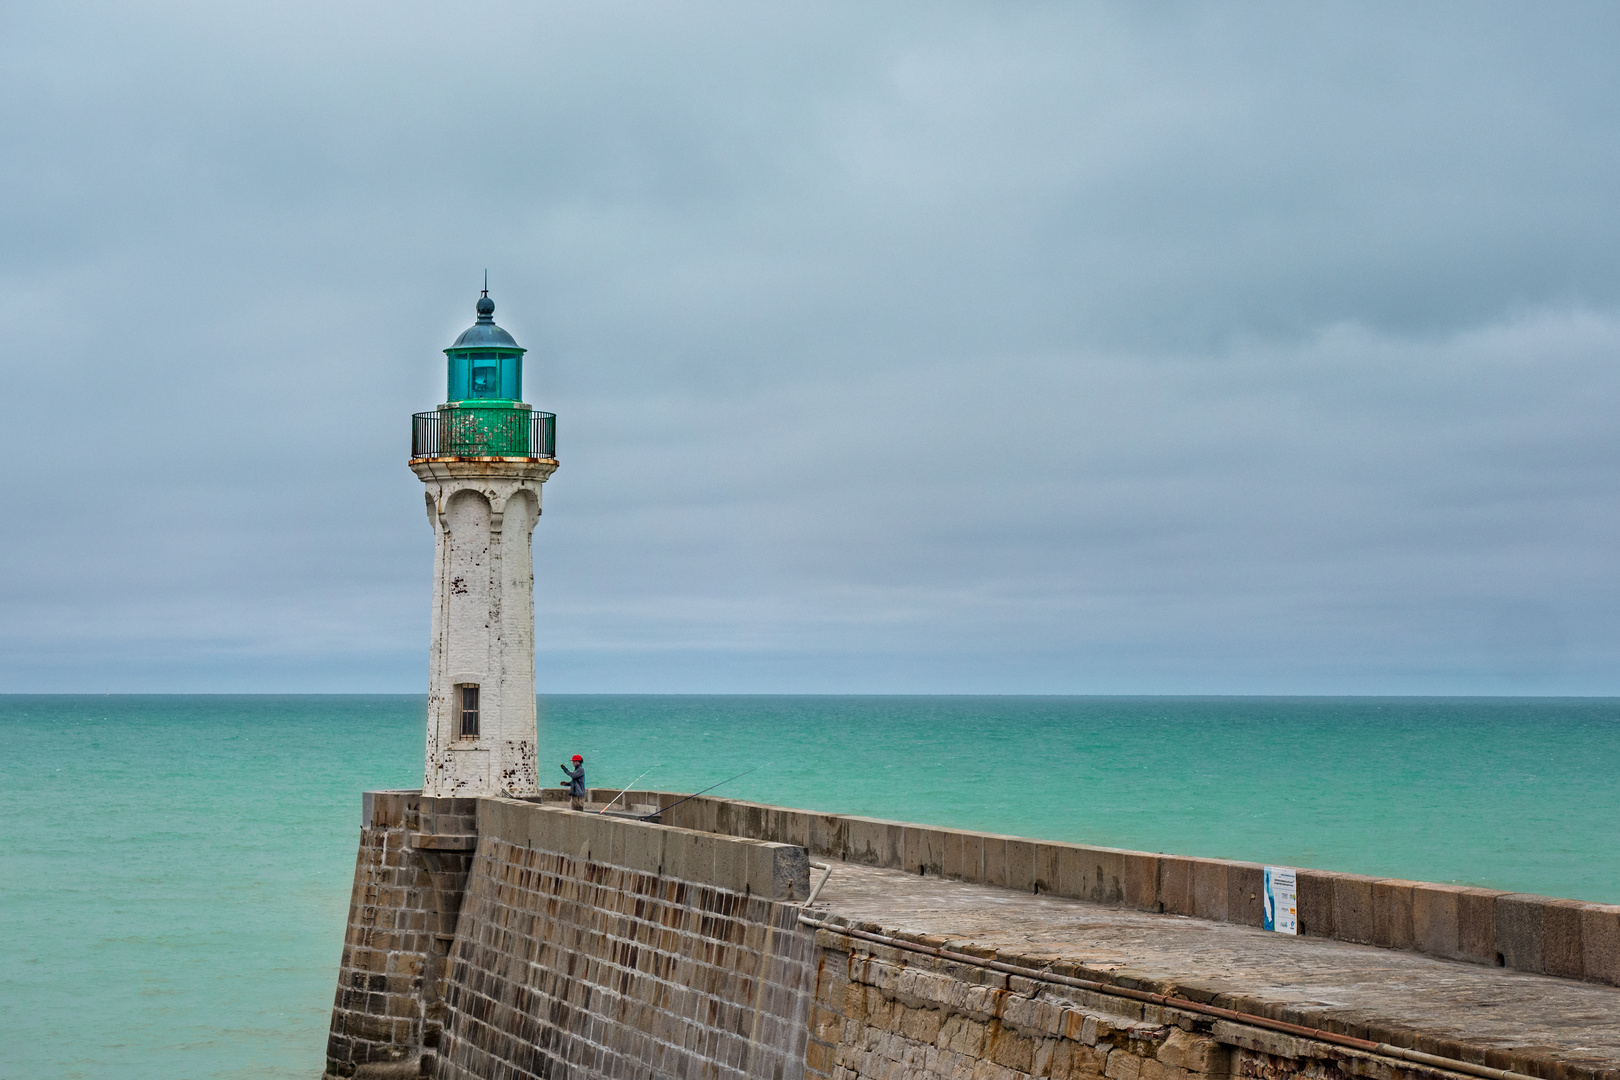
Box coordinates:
[410,287,557,797]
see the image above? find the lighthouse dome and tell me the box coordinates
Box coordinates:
[450,294,521,349]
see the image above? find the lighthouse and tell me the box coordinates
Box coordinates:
[410,287,557,797]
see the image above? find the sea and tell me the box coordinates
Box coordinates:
[4,694,1618,1080]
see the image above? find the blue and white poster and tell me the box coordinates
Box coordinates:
[1263,866,1298,934]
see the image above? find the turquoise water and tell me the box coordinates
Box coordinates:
[4,695,1618,1079]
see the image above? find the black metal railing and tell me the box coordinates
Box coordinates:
[411,407,556,460]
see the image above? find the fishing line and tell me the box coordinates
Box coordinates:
[598,765,662,814]
[638,764,768,821]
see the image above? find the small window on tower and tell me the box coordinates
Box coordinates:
[471,366,498,396]
[457,684,480,739]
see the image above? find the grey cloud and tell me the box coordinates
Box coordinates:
[1,2,1618,691]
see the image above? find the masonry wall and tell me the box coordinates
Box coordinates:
[325,792,479,1079]
[807,929,1486,1080]
[434,799,817,1080]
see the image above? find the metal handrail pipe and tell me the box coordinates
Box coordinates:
[411,408,556,460]
[804,862,835,907]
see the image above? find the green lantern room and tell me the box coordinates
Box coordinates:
[411,287,556,462]
[445,289,525,402]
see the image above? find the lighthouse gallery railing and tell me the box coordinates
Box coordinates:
[411,408,556,460]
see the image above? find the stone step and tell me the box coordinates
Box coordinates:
[408,833,477,851]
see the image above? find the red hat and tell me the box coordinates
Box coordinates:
[572,754,583,761]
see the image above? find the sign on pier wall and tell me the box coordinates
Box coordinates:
[1264,866,1298,934]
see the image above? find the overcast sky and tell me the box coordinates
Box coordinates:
[2,2,1619,693]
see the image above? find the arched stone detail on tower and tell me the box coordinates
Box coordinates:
[413,460,555,798]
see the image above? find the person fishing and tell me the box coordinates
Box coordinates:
[560,754,586,809]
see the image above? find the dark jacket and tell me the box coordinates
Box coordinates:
[560,762,586,797]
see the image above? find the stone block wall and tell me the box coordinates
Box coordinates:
[325,791,480,1079]
[424,798,816,1080]
[808,929,1474,1080]
[566,789,1620,987]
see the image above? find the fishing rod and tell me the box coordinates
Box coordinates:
[597,765,661,815]
[638,764,768,821]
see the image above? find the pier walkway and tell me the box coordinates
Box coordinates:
[815,863,1620,1080]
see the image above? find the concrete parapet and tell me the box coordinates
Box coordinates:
[1331,872,1378,944]
[1495,893,1549,973]
[1583,904,1620,984]
[481,796,811,901]
[1164,854,1263,923]
[843,815,907,868]
[1411,882,1500,963]
[579,786,1620,988]
[1494,892,1593,977]
[1373,878,1419,950]
[1226,861,1265,926]
[1294,868,1337,938]
[1544,898,1590,979]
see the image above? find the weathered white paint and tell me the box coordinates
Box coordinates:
[412,458,557,797]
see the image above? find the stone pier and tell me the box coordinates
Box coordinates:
[321,790,1620,1080]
